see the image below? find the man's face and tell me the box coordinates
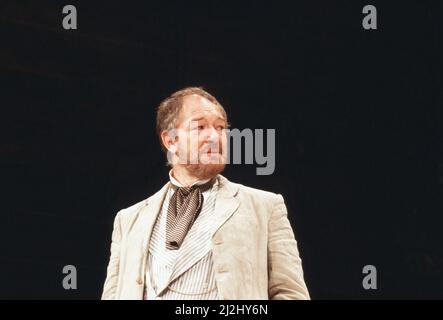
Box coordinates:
[169,94,228,177]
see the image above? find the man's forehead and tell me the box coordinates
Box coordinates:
[181,94,224,118]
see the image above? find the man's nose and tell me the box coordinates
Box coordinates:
[204,126,220,142]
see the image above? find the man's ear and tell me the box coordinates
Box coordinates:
[161,129,178,153]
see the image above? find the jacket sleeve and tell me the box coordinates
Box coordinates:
[267,194,310,300]
[101,210,123,300]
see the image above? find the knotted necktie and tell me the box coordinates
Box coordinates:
[165,179,214,250]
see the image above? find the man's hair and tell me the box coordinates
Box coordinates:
[156,87,227,153]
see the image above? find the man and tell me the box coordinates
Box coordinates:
[102,87,310,300]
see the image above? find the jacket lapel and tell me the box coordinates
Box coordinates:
[210,174,240,236]
[136,182,171,253]
[130,182,170,287]
[117,182,170,299]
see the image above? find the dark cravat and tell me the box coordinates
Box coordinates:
[165,179,214,250]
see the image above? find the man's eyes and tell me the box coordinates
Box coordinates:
[193,125,226,130]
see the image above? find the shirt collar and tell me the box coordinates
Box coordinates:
[168,169,212,188]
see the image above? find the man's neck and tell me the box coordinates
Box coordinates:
[170,166,212,187]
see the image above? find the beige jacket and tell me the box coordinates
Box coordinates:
[101,175,310,300]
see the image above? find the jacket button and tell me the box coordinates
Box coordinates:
[213,239,223,245]
[136,278,143,285]
[217,265,228,273]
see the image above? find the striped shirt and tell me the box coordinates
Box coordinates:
[144,173,220,300]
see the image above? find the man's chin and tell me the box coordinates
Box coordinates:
[200,153,225,164]
[185,162,225,179]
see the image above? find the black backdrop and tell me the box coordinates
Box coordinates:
[0,0,442,299]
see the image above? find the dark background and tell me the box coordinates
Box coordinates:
[0,0,442,299]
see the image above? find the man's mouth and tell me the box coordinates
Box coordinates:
[202,146,221,155]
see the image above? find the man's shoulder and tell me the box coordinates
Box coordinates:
[112,198,147,230]
[222,175,283,203]
[224,177,285,218]
[114,175,285,221]
[119,198,149,215]
[239,183,280,200]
